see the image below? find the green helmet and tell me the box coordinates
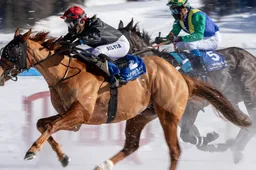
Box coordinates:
[166,0,189,7]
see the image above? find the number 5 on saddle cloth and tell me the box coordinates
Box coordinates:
[169,51,228,73]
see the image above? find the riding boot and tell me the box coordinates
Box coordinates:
[97,54,127,88]
[170,52,193,73]
[190,49,205,74]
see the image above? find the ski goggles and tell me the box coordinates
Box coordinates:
[170,7,180,15]
[64,18,79,29]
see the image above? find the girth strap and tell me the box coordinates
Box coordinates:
[106,87,118,123]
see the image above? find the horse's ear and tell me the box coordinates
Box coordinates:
[118,20,124,29]
[21,28,32,41]
[125,18,134,31]
[14,28,20,38]
[132,22,139,32]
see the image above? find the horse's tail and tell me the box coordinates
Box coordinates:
[182,74,251,127]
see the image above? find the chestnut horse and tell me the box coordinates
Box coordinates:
[0,28,251,170]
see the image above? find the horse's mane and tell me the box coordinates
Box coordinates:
[131,23,151,46]
[118,19,171,60]
[29,31,61,50]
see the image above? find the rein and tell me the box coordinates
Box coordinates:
[132,41,171,55]
[28,46,82,87]
[29,46,83,88]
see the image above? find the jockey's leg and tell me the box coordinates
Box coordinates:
[190,49,204,72]
[91,35,130,87]
[176,32,221,71]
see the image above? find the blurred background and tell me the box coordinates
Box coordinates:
[0,0,255,32]
[0,0,256,170]
[0,0,149,32]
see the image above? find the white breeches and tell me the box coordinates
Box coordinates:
[176,31,221,52]
[91,35,130,60]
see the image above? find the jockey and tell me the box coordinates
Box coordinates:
[60,6,129,87]
[155,0,221,72]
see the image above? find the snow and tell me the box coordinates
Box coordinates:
[0,0,256,170]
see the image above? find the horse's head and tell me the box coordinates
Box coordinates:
[118,19,153,56]
[0,29,65,86]
[0,28,32,85]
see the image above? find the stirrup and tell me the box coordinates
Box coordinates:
[95,60,110,76]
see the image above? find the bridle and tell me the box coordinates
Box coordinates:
[0,36,29,81]
[0,36,81,85]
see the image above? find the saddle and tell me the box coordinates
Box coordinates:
[169,50,228,76]
[72,48,146,88]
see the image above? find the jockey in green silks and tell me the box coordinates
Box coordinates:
[155,0,221,72]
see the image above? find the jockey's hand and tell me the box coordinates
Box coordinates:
[58,40,73,46]
[154,37,169,44]
[173,36,182,42]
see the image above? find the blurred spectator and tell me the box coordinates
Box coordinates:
[201,0,255,16]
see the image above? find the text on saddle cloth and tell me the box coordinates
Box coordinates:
[108,54,146,82]
[170,51,227,73]
[201,51,227,72]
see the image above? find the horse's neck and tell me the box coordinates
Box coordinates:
[30,47,75,86]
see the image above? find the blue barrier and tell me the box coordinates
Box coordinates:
[18,68,41,76]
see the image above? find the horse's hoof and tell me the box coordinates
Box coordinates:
[60,155,71,167]
[233,150,244,164]
[94,166,104,170]
[94,160,114,170]
[24,151,36,161]
[206,131,219,143]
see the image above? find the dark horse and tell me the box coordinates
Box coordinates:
[117,19,256,164]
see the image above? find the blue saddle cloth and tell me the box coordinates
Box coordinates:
[108,54,146,82]
[170,51,227,73]
[201,51,227,72]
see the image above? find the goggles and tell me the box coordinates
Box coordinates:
[64,18,79,29]
[169,6,182,15]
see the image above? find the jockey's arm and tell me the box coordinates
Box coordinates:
[79,24,120,46]
[181,12,206,42]
[80,31,102,46]
[62,31,77,42]
[166,20,181,39]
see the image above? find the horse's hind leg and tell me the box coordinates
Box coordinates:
[95,108,157,170]
[154,102,182,170]
[229,92,256,163]
[229,85,256,163]
[180,100,219,147]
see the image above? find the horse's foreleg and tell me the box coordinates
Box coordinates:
[36,115,81,167]
[94,108,157,170]
[180,100,219,146]
[24,100,89,163]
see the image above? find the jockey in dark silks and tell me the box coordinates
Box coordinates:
[155,0,221,73]
[60,6,129,87]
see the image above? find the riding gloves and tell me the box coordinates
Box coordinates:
[154,36,182,44]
